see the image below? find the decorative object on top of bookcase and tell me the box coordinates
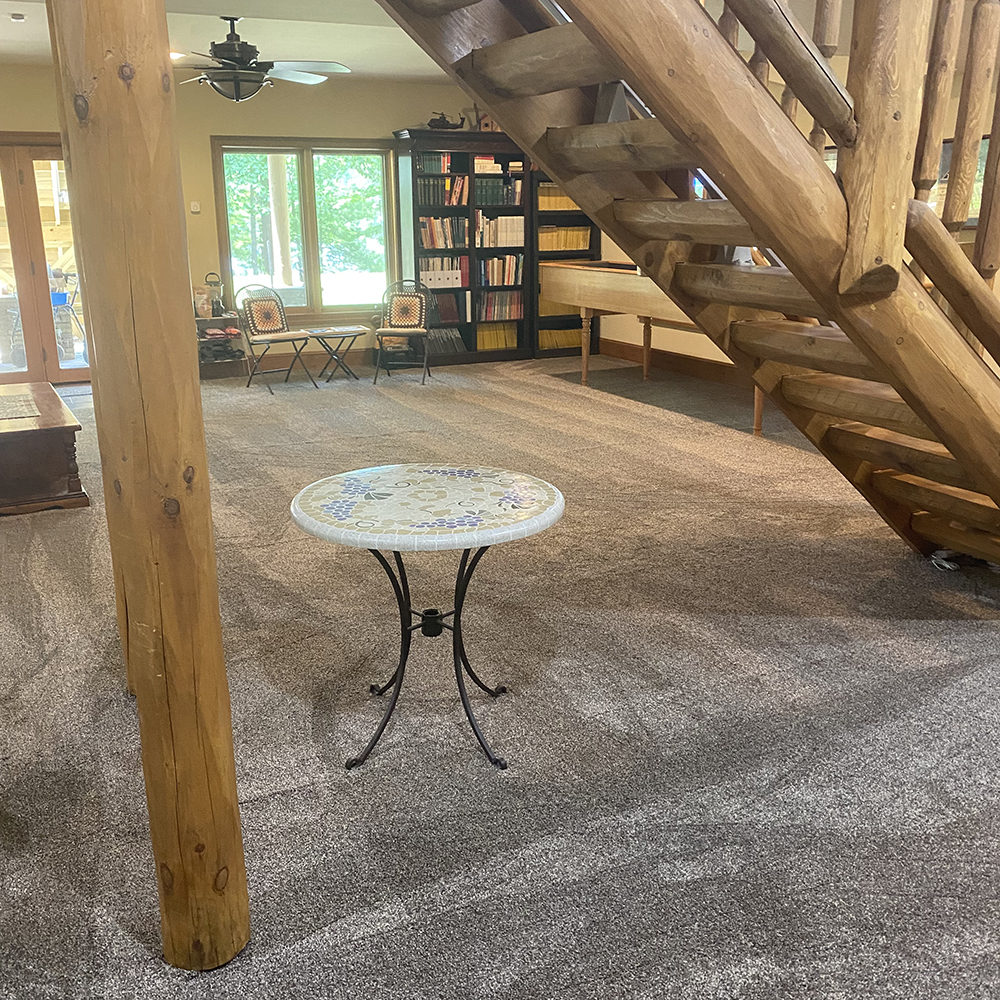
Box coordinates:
[396,128,534,365]
[426,112,466,130]
[527,170,603,358]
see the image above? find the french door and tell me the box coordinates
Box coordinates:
[0,136,91,385]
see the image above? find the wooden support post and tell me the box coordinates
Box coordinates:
[942,0,1000,234]
[748,42,771,88]
[753,386,765,436]
[581,308,594,385]
[642,316,652,379]
[913,0,964,203]
[46,0,250,971]
[838,0,933,296]
[808,0,844,152]
[975,77,1000,277]
[719,5,741,49]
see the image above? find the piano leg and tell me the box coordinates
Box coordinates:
[642,316,652,380]
[754,386,765,437]
[581,308,593,386]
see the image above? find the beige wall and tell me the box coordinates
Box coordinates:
[0,61,467,284]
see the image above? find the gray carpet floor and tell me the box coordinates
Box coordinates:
[2,357,999,999]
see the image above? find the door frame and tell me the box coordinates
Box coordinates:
[0,132,92,385]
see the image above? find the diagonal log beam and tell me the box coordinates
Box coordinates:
[46,0,250,971]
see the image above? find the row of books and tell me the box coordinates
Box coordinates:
[420,216,469,249]
[419,255,469,288]
[478,290,523,321]
[475,156,524,174]
[417,152,457,174]
[427,328,468,355]
[478,254,524,287]
[539,328,583,350]
[538,226,592,251]
[538,182,581,211]
[417,176,469,206]
[476,177,523,206]
[477,322,519,351]
[476,211,525,247]
[433,290,472,324]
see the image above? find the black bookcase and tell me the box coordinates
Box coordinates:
[527,169,603,358]
[396,129,533,364]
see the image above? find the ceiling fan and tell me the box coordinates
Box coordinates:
[180,16,351,103]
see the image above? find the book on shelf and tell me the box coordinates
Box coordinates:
[418,152,456,173]
[419,254,469,288]
[477,289,523,322]
[419,216,469,249]
[475,176,523,206]
[478,253,524,287]
[477,321,519,351]
[475,211,525,247]
[433,291,466,324]
[539,328,583,350]
[538,225,592,251]
[427,327,468,355]
[417,175,469,206]
[538,182,581,211]
[474,155,505,174]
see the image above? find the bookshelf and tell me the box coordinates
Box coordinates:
[396,129,533,364]
[528,170,603,357]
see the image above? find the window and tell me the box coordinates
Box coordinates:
[215,139,397,313]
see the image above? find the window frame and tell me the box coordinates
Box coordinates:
[211,135,401,323]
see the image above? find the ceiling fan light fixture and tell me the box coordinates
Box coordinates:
[169,51,186,60]
[205,69,271,102]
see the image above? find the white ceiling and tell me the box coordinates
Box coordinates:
[0,0,447,79]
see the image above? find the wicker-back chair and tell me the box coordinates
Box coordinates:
[373,280,433,385]
[236,284,319,392]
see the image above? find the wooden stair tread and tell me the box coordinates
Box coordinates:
[546,118,697,174]
[614,199,758,245]
[469,23,617,98]
[826,423,974,491]
[402,0,483,14]
[673,263,821,316]
[910,513,1000,565]
[730,321,888,381]
[871,471,1000,536]
[782,373,936,441]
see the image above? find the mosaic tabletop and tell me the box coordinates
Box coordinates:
[291,465,564,552]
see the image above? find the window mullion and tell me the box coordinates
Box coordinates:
[300,147,323,313]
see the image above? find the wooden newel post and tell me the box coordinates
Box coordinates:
[45,0,251,971]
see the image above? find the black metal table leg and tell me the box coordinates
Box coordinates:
[345,551,412,769]
[452,547,507,769]
[346,546,508,770]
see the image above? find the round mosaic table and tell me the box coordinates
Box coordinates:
[292,465,565,770]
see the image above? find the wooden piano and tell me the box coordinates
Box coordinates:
[540,259,764,433]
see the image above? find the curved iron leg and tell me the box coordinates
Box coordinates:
[369,552,413,695]
[453,547,507,769]
[346,550,412,769]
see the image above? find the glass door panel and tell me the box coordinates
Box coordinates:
[33,158,89,373]
[0,170,29,376]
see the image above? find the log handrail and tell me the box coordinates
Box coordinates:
[721,0,856,148]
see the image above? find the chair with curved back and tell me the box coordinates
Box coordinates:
[236,284,319,393]
[373,280,432,386]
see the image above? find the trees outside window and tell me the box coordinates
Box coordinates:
[217,141,394,312]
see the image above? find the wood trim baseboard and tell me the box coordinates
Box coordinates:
[599,337,753,388]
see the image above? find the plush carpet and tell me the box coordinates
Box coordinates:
[1,358,999,1000]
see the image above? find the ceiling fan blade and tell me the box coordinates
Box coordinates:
[266,68,328,85]
[271,60,351,75]
[192,50,240,66]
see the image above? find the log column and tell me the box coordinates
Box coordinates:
[46,0,250,971]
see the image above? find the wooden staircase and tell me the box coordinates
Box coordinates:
[380,0,1000,565]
